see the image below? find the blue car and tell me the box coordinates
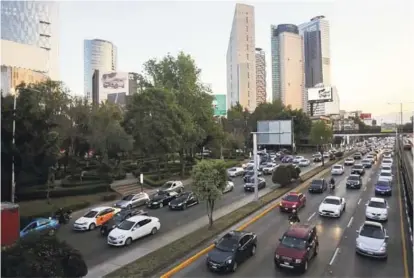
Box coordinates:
[374,180,392,196]
[281,155,293,163]
[20,217,60,238]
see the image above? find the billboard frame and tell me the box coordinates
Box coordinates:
[99,71,129,105]
[257,120,293,146]
[307,86,333,104]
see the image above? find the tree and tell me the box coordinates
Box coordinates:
[372,119,377,126]
[191,160,227,228]
[310,121,333,166]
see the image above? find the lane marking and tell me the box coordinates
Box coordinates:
[307,212,316,221]
[329,248,340,265]
[363,186,367,191]
[357,198,361,205]
[347,216,353,228]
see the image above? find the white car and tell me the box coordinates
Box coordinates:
[383,153,392,159]
[365,197,389,221]
[223,181,235,193]
[227,167,244,177]
[344,158,355,166]
[298,159,310,167]
[319,196,346,218]
[107,215,160,246]
[381,159,393,168]
[323,152,330,158]
[73,206,121,231]
[378,171,393,183]
[158,181,184,194]
[242,160,255,169]
[380,165,392,174]
[331,164,345,175]
[356,221,388,258]
[293,156,304,164]
[262,162,278,175]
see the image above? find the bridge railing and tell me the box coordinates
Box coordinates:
[334,127,413,134]
[397,138,413,225]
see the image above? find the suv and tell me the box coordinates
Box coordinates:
[308,179,327,193]
[346,174,363,189]
[353,153,362,160]
[274,224,319,273]
[351,164,365,176]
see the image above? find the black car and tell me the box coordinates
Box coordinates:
[353,153,362,160]
[361,159,372,168]
[147,191,178,209]
[313,154,322,162]
[206,230,257,273]
[308,179,327,193]
[100,208,147,236]
[168,192,199,210]
[346,174,362,189]
[351,164,365,176]
[244,177,266,192]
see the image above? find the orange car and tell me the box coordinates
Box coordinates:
[73,206,121,231]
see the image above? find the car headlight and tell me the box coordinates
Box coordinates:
[153,202,158,205]
[118,235,125,239]
[356,241,361,248]
[112,225,116,229]
[379,243,387,252]
[335,209,340,214]
[168,202,171,206]
[178,203,183,206]
[225,259,232,264]
[292,204,297,208]
[275,254,280,259]
[295,259,302,263]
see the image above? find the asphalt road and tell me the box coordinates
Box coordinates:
[57,154,320,268]
[172,156,411,278]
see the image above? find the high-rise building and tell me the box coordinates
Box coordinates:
[255,48,266,105]
[271,24,305,110]
[1,1,59,94]
[84,39,117,101]
[226,3,256,112]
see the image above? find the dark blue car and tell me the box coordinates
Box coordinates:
[20,217,60,238]
[374,180,392,196]
[281,155,293,163]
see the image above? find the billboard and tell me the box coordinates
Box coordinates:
[381,123,397,133]
[307,87,333,103]
[99,71,129,105]
[212,94,226,116]
[359,113,372,120]
[257,120,293,145]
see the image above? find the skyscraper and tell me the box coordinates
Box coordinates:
[226,3,256,112]
[255,48,266,105]
[271,24,305,110]
[84,39,117,101]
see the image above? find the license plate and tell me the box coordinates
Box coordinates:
[380,192,385,194]
[283,262,290,265]
[284,208,289,210]
[368,252,373,255]
[211,265,217,269]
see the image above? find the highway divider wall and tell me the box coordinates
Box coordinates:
[105,152,356,278]
[397,139,413,222]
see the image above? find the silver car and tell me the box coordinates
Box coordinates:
[114,193,150,209]
[356,221,389,259]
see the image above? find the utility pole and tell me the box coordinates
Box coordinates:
[387,102,414,133]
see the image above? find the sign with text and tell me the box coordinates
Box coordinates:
[307,87,333,103]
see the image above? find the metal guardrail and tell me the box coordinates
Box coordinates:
[397,138,413,221]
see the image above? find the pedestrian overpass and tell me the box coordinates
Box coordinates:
[332,131,412,145]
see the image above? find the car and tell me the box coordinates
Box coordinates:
[353,153,362,160]
[381,159,393,168]
[73,207,121,231]
[158,181,184,194]
[365,197,389,221]
[242,160,255,169]
[331,164,344,175]
[227,167,244,177]
[380,165,392,174]
[147,191,179,209]
[346,174,362,189]
[318,196,346,218]
[100,208,148,236]
[223,180,235,193]
[243,170,262,182]
[293,156,304,164]
[262,162,278,175]
[298,159,310,167]
[20,218,60,238]
[378,171,393,183]
[344,158,355,166]
[308,179,327,193]
[351,164,365,176]
[258,161,269,171]
[356,221,389,259]
[107,215,160,247]
[367,154,376,162]
[274,224,319,273]
[206,231,257,273]
[361,159,372,168]
[114,193,150,209]
[244,177,266,192]
[281,155,294,163]
[312,154,322,162]
[374,180,392,196]
[168,191,199,210]
[280,192,306,212]
[323,152,330,158]
[383,152,392,159]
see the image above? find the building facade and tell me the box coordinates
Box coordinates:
[84,39,117,101]
[271,24,305,110]
[255,48,266,105]
[226,3,256,112]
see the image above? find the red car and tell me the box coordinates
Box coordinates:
[279,192,306,213]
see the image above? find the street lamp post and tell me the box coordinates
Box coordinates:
[10,88,18,203]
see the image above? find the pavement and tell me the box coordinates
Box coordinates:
[56,153,319,272]
[164,156,412,278]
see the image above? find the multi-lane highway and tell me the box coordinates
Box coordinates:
[58,154,321,268]
[169,157,412,278]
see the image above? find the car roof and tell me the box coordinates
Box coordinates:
[312,178,324,182]
[363,221,383,229]
[222,230,247,240]
[345,158,353,160]
[91,206,112,211]
[348,174,360,178]
[369,197,386,203]
[127,215,150,222]
[354,164,363,166]
[34,217,51,222]
[286,192,300,196]
[285,224,313,239]
[333,164,342,167]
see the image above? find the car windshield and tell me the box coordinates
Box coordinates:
[283,195,299,202]
[84,210,98,218]
[215,237,239,252]
[382,166,391,171]
[333,165,342,169]
[353,165,363,169]
[113,212,126,222]
[266,163,274,167]
[176,193,190,201]
[346,159,353,162]
[376,180,390,187]
[117,220,135,230]
[161,182,173,189]
[280,235,307,250]
[246,171,254,176]
[368,201,386,208]
[228,168,236,172]
[300,159,307,162]
[380,172,391,177]
[348,176,359,181]
[383,160,392,163]
[122,195,134,201]
[360,225,385,239]
[362,160,370,163]
[324,198,340,205]
[311,180,323,185]
[152,194,165,201]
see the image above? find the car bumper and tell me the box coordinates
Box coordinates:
[274,258,304,270]
[206,260,233,272]
[366,214,388,221]
[244,187,255,192]
[72,225,89,231]
[319,211,340,217]
[356,247,387,258]
[331,171,343,175]
[169,205,184,210]
[375,189,392,196]
[308,188,324,193]
[346,184,361,189]
[280,206,297,212]
[107,238,126,246]
[147,203,162,209]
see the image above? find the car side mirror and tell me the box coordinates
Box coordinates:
[385,235,389,239]
[356,230,359,233]
[279,238,282,242]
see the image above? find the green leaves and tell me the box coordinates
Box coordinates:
[310,120,333,145]
[191,160,227,201]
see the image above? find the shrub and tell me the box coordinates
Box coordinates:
[287,164,301,179]
[2,234,88,278]
[112,169,126,180]
[272,165,292,186]
[335,151,344,158]
[101,194,118,201]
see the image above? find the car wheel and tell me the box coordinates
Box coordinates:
[151,227,158,235]
[344,204,346,211]
[231,262,238,272]
[48,229,55,236]
[315,244,319,256]
[160,203,164,208]
[182,204,187,210]
[302,260,308,273]
[100,228,106,236]
[124,237,132,246]
[89,223,96,230]
[127,204,132,209]
[251,245,256,256]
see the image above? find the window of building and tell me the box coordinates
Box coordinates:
[247,72,249,78]
[248,82,250,88]
[246,17,248,23]
[246,54,249,60]
[246,26,248,32]
[246,35,248,41]
[246,44,249,50]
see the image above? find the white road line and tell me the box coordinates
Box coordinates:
[307,212,316,221]
[329,248,340,265]
[347,216,354,228]
[363,186,367,191]
[357,198,361,205]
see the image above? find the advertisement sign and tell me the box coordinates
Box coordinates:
[257,120,293,145]
[212,94,227,117]
[307,87,333,103]
[381,123,397,133]
[359,113,372,120]
[99,72,129,105]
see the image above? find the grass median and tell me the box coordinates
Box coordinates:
[105,153,354,278]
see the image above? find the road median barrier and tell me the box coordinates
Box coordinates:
[105,152,355,278]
